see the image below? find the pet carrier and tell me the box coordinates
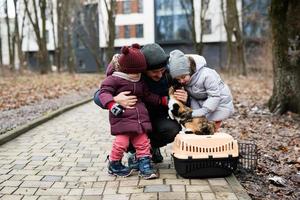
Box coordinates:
[172,133,239,178]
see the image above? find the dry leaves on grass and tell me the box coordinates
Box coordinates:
[0,73,104,111]
[222,74,300,200]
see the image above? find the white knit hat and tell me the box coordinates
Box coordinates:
[168,50,190,78]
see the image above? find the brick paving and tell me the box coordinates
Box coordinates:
[0,102,251,200]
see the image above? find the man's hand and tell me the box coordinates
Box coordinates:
[113,91,137,109]
[174,89,188,104]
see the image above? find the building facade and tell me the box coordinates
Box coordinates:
[99,0,242,68]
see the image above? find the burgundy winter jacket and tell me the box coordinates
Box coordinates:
[99,75,162,135]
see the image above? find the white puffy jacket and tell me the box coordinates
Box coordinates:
[185,54,234,121]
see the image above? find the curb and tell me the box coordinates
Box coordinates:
[0,98,92,146]
[226,174,252,200]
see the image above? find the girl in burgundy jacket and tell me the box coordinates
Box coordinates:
[99,44,167,179]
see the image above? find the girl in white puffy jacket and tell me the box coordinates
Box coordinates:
[167,50,234,130]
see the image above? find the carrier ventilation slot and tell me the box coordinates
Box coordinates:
[177,140,236,154]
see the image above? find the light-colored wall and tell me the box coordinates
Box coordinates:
[99,0,154,48]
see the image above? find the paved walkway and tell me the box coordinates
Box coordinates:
[0,102,251,200]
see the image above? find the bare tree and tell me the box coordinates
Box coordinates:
[0,25,2,66]
[24,0,50,74]
[55,0,62,71]
[103,0,116,63]
[75,3,103,71]
[180,0,209,55]
[268,0,300,114]
[221,0,246,75]
[13,0,26,73]
[4,0,15,68]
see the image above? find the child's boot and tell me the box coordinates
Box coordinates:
[151,147,163,163]
[127,152,139,171]
[108,160,133,177]
[138,156,158,179]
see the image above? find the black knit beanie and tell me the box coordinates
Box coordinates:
[141,43,169,70]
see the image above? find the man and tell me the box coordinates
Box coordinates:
[94,43,187,165]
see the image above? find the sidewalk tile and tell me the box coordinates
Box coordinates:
[0,195,23,200]
[118,186,144,194]
[68,188,83,196]
[201,192,216,200]
[119,180,138,187]
[20,181,53,188]
[165,179,190,185]
[42,176,62,182]
[139,179,163,186]
[51,182,66,188]
[171,185,185,192]
[102,194,130,200]
[186,185,212,193]
[130,193,157,200]
[159,192,186,200]
[83,188,104,195]
[187,193,201,200]
[21,196,39,200]
[35,188,70,196]
[0,186,18,194]
[13,187,37,195]
[208,178,228,186]
[60,196,81,200]
[144,185,170,193]
[0,180,22,187]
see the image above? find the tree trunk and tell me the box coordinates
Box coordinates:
[221,0,234,69]
[0,28,2,65]
[65,0,75,73]
[5,0,14,68]
[222,0,246,75]
[13,0,25,73]
[231,0,246,76]
[56,0,63,72]
[198,0,209,55]
[268,0,300,114]
[104,0,116,63]
[24,0,50,74]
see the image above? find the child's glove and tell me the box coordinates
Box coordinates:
[161,96,169,106]
[108,103,124,116]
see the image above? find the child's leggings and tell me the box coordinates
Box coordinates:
[110,133,151,161]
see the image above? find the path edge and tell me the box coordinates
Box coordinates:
[0,98,92,146]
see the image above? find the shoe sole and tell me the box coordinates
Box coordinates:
[139,173,158,180]
[108,169,133,178]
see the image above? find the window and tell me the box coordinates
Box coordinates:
[79,60,86,69]
[203,19,212,35]
[76,34,85,49]
[123,0,131,14]
[243,0,270,39]
[115,26,119,38]
[136,24,143,38]
[117,1,123,14]
[124,25,130,38]
[155,0,192,42]
[138,0,143,13]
